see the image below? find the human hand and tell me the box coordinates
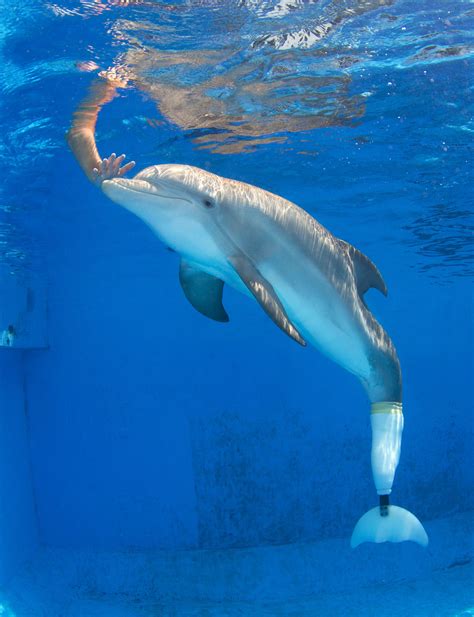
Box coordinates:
[92,153,136,186]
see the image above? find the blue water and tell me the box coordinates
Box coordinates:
[0,1,473,615]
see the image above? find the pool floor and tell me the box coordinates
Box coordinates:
[1,561,472,616]
[1,511,472,616]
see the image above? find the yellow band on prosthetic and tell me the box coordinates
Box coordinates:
[371,401,403,415]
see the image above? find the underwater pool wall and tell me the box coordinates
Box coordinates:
[0,350,38,585]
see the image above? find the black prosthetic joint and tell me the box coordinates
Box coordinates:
[379,494,390,517]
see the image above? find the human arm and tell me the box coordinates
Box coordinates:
[66,77,135,185]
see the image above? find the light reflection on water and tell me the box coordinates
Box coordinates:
[0,0,472,280]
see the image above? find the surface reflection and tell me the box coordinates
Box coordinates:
[123,46,365,153]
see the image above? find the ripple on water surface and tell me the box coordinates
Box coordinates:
[0,0,472,280]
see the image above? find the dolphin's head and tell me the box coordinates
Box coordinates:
[102,164,229,258]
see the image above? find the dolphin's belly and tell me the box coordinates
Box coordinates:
[260,260,371,379]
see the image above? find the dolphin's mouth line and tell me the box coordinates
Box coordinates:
[107,179,192,205]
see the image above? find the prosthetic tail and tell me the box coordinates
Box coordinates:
[351,402,428,548]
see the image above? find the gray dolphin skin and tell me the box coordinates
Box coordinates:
[103,164,399,402]
[101,163,428,548]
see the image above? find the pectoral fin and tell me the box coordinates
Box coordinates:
[179,260,229,323]
[229,255,306,346]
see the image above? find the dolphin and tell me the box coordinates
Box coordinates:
[101,163,428,547]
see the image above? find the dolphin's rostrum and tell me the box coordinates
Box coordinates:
[101,163,428,548]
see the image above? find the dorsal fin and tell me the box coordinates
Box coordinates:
[338,239,388,297]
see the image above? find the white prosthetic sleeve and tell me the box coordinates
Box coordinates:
[370,401,403,495]
[350,402,428,548]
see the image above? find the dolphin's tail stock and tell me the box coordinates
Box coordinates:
[351,402,429,548]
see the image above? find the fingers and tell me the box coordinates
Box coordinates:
[118,160,136,176]
[106,153,116,178]
[92,167,104,187]
[114,154,125,174]
[100,154,116,179]
[112,153,124,175]
[94,154,135,184]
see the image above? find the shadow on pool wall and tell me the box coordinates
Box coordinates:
[10,150,470,561]
[0,351,38,584]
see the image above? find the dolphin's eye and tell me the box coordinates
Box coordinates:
[203,198,214,209]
